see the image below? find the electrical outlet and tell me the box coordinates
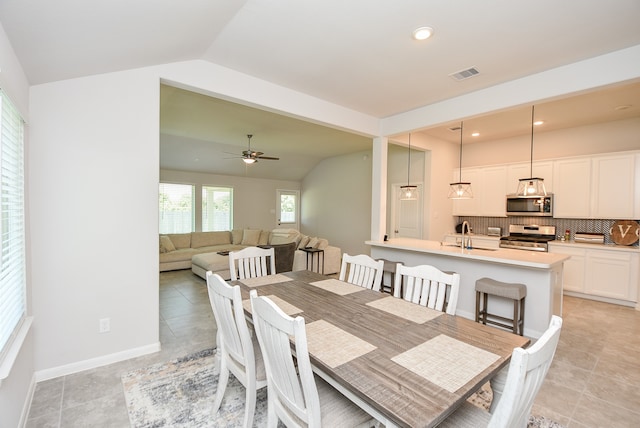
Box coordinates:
[99,318,110,333]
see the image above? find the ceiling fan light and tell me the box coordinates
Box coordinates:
[448,182,473,199]
[242,157,256,164]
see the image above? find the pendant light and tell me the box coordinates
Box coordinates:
[516,106,547,197]
[448,121,473,199]
[400,133,418,200]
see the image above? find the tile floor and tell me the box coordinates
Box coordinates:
[25,269,640,427]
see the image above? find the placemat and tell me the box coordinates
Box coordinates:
[309,278,365,295]
[243,295,303,316]
[391,334,500,393]
[305,320,376,368]
[239,274,293,287]
[366,296,443,324]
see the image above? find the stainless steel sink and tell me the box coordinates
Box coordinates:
[441,243,497,251]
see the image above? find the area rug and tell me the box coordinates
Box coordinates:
[122,348,564,427]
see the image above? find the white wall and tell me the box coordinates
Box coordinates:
[302,151,372,256]
[462,117,640,167]
[160,169,301,231]
[0,21,34,428]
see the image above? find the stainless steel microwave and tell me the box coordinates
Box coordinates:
[506,194,553,216]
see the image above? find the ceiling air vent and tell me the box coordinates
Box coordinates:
[449,67,480,81]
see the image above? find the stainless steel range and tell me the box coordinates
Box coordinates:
[499,225,556,252]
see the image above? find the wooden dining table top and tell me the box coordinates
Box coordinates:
[232,270,530,428]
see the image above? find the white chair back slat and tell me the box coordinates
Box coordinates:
[393,264,461,315]
[229,246,276,281]
[489,316,563,428]
[250,291,322,427]
[206,272,266,427]
[339,253,384,291]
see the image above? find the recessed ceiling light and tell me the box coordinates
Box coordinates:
[413,27,434,41]
[533,120,544,126]
[471,132,480,137]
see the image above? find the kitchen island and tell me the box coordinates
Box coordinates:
[367,238,570,338]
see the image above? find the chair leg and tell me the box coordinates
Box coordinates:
[475,291,480,323]
[212,357,229,413]
[482,293,488,325]
[243,383,257,428]
[519,297,525,336]
[512,299,519,334]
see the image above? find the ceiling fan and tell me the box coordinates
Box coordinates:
[238,134,279,164]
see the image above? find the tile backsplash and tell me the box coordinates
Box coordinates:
[456,216,639,246]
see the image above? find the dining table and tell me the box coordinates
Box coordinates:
[231,270,530,428]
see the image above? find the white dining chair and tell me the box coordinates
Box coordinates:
[438,315,563,428]
[393,264,460,315]
[206,272,267,428]
[229,246,276,281]
[339,253,384,291]
[249,290,375,428]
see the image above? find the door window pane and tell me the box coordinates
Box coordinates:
[202,186,233,231]
[159,183,194,233]
[280,193,296,223]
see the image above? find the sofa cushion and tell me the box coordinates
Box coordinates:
[270,228,300,245]
[241,229,262,245]
[191,231,232,248]
[232,229,243,245]
[259,230,270,245]
[307,237,319,248]
[159,235,175,253]
[168,233,191,249]
[298,234,310,249]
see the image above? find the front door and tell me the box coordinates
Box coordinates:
[276,189,299,230]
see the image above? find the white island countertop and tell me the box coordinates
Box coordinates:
[366,238,570,269]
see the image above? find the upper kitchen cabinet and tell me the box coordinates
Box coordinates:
[452,166,507,216]
[554,152,639,219]
[590,153,638,219]
[552,158,592,218]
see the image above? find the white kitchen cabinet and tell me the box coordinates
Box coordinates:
[507,161,554,194]
[591,154,636,219]
[552,158,591,218]
[585,249,638,302]
[452,166,506,217]
[547,244,585,293]
[549,243,639,306]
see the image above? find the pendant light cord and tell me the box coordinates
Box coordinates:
[407,133,411,186]
[459,121,464,182]
[529,106,535,177]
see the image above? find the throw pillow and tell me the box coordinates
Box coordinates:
[159,235,175,253]
[298,235,310,249]
[232,229,243,245]
[307,237,319,248]
[258,230,270,245]
[317,238,329,250]
[241,229,261,246]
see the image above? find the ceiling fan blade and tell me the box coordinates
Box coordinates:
[256,156,279,160]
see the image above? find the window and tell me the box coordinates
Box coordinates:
[159,183,194,233]
[202,186,233,231]
[0,89,26,362]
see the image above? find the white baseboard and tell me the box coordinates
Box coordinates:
[34,341,161,382]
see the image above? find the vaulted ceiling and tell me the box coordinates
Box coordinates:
[2,0,639,179]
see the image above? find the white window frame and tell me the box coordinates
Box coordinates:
[0,89,28,384]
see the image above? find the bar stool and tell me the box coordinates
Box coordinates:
[378,259,403,294]
[475,277,526,336]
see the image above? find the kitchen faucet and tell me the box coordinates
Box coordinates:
[461,220,472,249]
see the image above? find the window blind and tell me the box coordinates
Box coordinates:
[159,183,194,234]
[0,89,26,362]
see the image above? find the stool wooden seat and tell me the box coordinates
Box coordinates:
[475,277,526,336]
[378,259,403,294]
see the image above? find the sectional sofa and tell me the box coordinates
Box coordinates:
[159,228,342,276]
